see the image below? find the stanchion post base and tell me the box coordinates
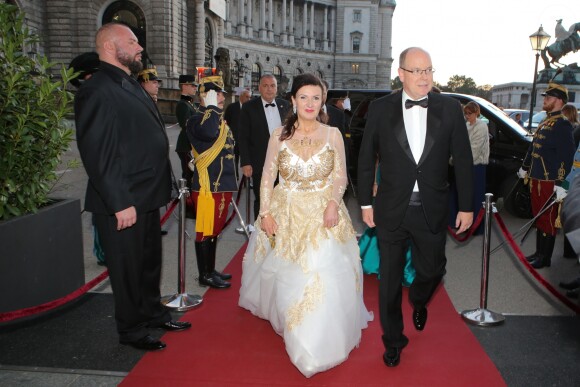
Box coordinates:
[161,293,203,311]
[461,308,505,326]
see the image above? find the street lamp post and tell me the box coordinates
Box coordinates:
[527,25,551,130]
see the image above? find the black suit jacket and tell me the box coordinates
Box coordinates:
[75,62,172,215]
[224,101,242,142]
[358,90,473,233]
[238,97,290,172]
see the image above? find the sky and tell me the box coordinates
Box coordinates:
[390,0,580,86]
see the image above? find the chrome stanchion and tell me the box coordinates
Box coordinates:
[236,176,255,235]
[162,178,203,311]
[461,193,505,326]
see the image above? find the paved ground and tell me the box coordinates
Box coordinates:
[1,121,578,385]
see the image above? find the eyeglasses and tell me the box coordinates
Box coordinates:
[400,67,436,76]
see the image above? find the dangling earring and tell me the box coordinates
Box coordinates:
[293,105,297,114]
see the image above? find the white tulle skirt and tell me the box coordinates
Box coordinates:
[239,231,373,378]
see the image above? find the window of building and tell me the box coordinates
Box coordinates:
[351,63,360,74]
[352,37,360,53]
[251,63,261,91]
[204,20,213,67]
[273,65,282,86]
[350,31,363,54]
[353,10,362,23]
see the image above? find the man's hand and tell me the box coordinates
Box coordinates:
[554,185,568,201]
[517,167,528,180]
[115,206,137,231]
[455,211,473,234]
[203,90,218,107]
[362,207,375,228]
[242,165,253,178]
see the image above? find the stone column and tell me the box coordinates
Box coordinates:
[289,0,295,46]
[247,0,253,37]
[238,1,245,37]
[309,2,315,49]
[260,0,267,40]
[323,6,328,51]
[225,0,231,34]
[329,7,335,52]
[302,1,308,48]
[194,0,205,67]
[268,0,274,41]
[281,0,288,45]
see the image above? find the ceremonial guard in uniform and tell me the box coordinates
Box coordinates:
[519,82,575,268]
[186,75,237,288]
[175,74,198,188]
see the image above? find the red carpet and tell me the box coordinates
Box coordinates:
[121,244,505,386]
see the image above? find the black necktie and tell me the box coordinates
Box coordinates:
[265,103,276,108]
[405,98,428,109]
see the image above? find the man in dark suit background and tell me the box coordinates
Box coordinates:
[175,74,198,188]
[238,74,289,220]
[75,22,190,352]
[224,88,252,168]
[358,47,473,367]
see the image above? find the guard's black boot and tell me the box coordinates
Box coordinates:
[531,233,555,269]
[208,237,232,280]
[195,239,230,289]
[526,230,543,262]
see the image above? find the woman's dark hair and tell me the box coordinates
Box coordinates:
[280,73,326,141]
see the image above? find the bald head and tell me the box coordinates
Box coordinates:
[96,23,143,74]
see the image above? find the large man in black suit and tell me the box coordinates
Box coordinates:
[358,47,473,367]
[224,88,252,167]
[75,23,190,352]
[238,74,289,220]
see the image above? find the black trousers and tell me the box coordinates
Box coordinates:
[376,205,447,349]
[94,209,170,342]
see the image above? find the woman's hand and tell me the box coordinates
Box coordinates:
[260,214,278,237]
[323,200,339,228]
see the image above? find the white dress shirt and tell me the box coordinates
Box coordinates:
[402,90,428,192]
[261,98,282,135]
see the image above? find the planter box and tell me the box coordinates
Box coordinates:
[0,198,85,313]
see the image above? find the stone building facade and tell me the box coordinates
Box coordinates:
[6,0,396,95]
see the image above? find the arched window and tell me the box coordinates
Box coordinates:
[102,1,149,67]
[273,65,282,85]
[251,63,262,91]
[204,20,214,67]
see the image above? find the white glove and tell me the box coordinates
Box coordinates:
[203,90,218,107]
[554,185,568,201]
[517,167,528,179]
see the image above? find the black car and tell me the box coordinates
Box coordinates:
[329,89,533,218]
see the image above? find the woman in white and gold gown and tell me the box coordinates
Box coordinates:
[239,74,373,378]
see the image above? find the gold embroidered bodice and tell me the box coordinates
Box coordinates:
[253,125,355,272]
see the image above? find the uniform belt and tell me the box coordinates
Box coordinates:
[409,191,422,206]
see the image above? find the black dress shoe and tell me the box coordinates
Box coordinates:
[413,307,428,331]
[383,347,402,367]
[213,270,232,280]
[559,277,580,290]
[120,335,166,351]
[566,289,579,299]
[160,230,168,236]
[199,273,231,289]
[157,321,192,331]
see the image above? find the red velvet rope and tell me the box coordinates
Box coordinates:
[447,207,485,242]
[160,197,179,226]
[0,270,110,323]
[493,212,580,314]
